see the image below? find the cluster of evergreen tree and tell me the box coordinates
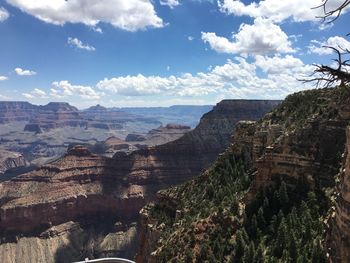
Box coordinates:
[149,147,328,262]
[238,178,326,263]
[144,87,350,262]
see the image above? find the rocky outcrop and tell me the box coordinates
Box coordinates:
[164,124,191,130]
[0,150,28,174]
[328,127,350,263]
[0,99,279,261]
[0,101,38,123]
[249,93,349,197]
[126,134,147,142]
[24,102,87,132]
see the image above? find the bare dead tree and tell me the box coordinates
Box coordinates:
[303,1,350,87]
[314,0,350,22]
[303,46,350,87]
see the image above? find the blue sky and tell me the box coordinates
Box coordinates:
[0,0,349,108]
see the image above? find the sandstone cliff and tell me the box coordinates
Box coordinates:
[0,99,279,262]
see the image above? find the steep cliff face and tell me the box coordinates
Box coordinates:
[0,101,38,123]
[137,87,350,262]
[248,89,349,197]
[0,150,28,174]
[24,102,87,131]
[328,127,350,263]
[0,99,279,262]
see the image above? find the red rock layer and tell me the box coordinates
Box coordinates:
[0,100,280,239]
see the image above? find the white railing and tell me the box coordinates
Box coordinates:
[73,258,135,263]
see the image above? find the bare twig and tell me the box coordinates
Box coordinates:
[301,46,350,88]
[314,0,350,23]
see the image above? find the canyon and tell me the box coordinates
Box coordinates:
[0,99,279,262]
[0,101,211,173]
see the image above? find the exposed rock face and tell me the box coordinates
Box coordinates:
[24,102,86,132]
[23,123,42,133]
[165,124,191,130]
[0,150,28,174]
[0,99,279,261]
[328,127,350,263]
[242,90,350,198]
[0,101,38,123]
[126,134,147,142]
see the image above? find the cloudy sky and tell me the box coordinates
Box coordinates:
[0,0,349,108]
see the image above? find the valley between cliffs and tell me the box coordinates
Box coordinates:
[0,100,279,262]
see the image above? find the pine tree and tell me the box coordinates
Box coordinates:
[254,243,264,263]
[251,214,258,238]
[289,233,298,261]
[243,242,255,263]
[274,218,287,257]
[235,230,247,261]
[278,181,289,207]
[257,207,266,229]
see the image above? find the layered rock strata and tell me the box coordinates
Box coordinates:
[0,101,38,123]
[24,102,86,131]
[0,99,279,261]
[0,150,28,174]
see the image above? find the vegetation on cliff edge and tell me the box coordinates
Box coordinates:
[144,86,350,262]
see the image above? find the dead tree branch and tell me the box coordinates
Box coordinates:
[314,0,350,22]
[302,46,350,87]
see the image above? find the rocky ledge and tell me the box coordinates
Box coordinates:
[0,150,28,174]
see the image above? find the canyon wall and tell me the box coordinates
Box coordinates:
[0,101,38,123]
[328,127,350,263]
[0,100,279,262]
[136,88,350,262]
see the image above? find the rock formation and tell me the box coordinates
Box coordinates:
[0,101,38,123]
[0,99,279,262]
[24,102,87,132]
[328,127,350,262]
[0,150,28,174]
[136,88,350,262]
[125,134,147,142]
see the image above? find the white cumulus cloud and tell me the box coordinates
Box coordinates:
[22,88,48,99]
[6,0,164,31]
[0,76,8,81]
[0,7,9,22]
[68,37,95,51]
[308,36,350,55]
[160,0,180,8]
[51,80,101,100]
[97,54,314,99]
[15,67,37,76]
[202,18,294,55]
[218,0,349,23]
